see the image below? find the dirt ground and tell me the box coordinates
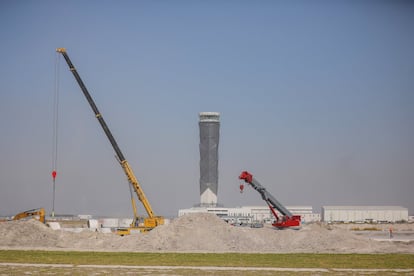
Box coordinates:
[0,213,413,253]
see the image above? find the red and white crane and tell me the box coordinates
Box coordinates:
[239,171,301,229]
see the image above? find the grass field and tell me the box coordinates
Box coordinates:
[0,250,413,269]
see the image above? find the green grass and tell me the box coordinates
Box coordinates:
[0,250,413,269]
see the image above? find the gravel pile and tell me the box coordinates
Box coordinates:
[1,213,413,253]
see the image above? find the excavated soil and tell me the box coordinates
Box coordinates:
[0,213,413,253]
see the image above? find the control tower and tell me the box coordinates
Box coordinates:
[199,112,220,207]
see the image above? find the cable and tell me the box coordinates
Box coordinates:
[51,52,60,217]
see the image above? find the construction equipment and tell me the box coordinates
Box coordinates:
[56,48,164,232]
[13,208,46,223]
[239,171,301,229]
[116,228,131,236]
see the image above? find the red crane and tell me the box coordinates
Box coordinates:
[239,171,301,229]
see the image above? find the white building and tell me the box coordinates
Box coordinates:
[178,206,320,224]
[322,206,409,223]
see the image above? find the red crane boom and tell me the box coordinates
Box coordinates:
[239,171,301,229]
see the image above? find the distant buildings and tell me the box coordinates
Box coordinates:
[321,206,409,223]
[179,205,410,224]
[178,206,321,224]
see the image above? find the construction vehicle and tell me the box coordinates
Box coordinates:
[13,208,46,223]
[239,171,301,229]
[116,228,131,236]
[56,48,164,232]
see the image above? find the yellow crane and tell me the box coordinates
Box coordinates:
[56,48,164,232]
[13,208,46,223]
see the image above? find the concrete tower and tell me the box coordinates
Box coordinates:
[199,112,220,207]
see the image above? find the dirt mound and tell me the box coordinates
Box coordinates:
[0,220,62,248]
[0,220,120,251]
[1,214,413,253]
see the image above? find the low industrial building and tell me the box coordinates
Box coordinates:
[178,206,320,224]
[322,206,409,223]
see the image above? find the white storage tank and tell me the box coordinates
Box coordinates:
[118,218,133,228]
[101,218,119,228]
[88,219,99,229]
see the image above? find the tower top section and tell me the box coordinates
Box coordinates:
[199,112,220,123]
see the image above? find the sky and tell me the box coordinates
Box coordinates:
[0,1,413,218]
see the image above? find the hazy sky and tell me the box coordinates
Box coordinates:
[1,1,413,218]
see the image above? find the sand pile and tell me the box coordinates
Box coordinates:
[0,219,114,250]
[0,213,412,253]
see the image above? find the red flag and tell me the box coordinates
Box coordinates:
[52,170,57,180]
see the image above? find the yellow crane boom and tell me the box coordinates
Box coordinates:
[13,208,45,223]
[56,48,163,230]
